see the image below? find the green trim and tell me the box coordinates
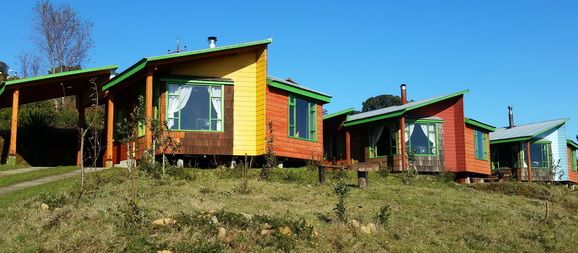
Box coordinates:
[531,120,567,139]
[103,39,272,91]
[474,129,488,160]
[412,118,444,124]
[165,81,225,132]
[5,65,118,86]
[529,142,551,169]
[323,107,355,120]
[465,117,496,132]
[268,79,331,103]
[288,95,317,141]
[567,140,578,150]
[571,150,577,171]
[406,121,440,157]
[490,136,532,144]
[343,90,469,127]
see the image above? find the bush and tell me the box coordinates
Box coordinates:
[166,166,197,181]
[377,162,390,178]
[375,204,391,227]
[333,181,350,222]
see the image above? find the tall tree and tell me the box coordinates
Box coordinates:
[0,61,8,83]
[361,94,402,112]
[32,0,93,74]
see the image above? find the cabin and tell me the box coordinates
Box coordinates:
[323,85,495,178]
[489,112,572,182]
[567,140,578,184]
[102,38,331,167]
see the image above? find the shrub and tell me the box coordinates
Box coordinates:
[375,204,391,227]
[377,162,390,178]
[166,166,197,181]
[333,181,350,222]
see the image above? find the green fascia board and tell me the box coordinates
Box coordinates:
[465,117,496,132]
[343,110,404,127]
[530,119,567,139]
[103,38,272,91]
[323,107,355,120]
[4,65,118,86]
[568,140,578,150]
[490,136,532,144]
[267,79,331,103]
[344,90,468,127]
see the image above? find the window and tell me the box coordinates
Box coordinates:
[572,150,577,171]
[529,142,550,169]
[166,83,223,131]
[368,126,397,158]
[406,122,438,156]
[474,129,487,160]
[288,96,316,141]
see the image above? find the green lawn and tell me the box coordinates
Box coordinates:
[0,164,27,172]
[0,166,78,187]
[0,167,577,252]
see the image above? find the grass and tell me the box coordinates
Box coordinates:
[0,166,78,187]
[0,164,27,172]
[0,167,577,252]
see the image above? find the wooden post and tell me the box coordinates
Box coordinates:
[105,95,114,168]
[345,129,351,164]
[357,171,368,189]
[318,166,326,184]
[145,71,153,150]
[400,116,407,172]
[76,95,86,167]
[526,141,532,183]
[8,89,19,166]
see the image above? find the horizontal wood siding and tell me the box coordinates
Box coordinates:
[568,146,578,183]
[464,124,492,175]
[266,86,323,160]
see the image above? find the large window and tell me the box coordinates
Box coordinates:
[529,142,550,169]
[289,96,316,141]
[474,129,488,160]
[167,83,223,131]
[406,122,439,156]
[368,126,397,158]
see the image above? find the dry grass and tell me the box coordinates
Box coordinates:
[0,168,577,252]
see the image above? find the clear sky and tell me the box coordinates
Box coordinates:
[2,0,577,138]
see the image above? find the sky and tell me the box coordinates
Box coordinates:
[2,0,577,138]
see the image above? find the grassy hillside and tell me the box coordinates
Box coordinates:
[0,167,577,252]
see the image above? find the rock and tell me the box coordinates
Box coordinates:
[41,203,49,210]
[367,223,378,233]
[152,218,176,226]
[279,226,292,236]
[260,229,274,236]
[349,219,360,228]
[312,228,319,238]
[177,159,184,168]
[217,227,226,240]
[157,250,172,253]
[262,223,272,229]
[211,216,219,224]
[360,225,372,234]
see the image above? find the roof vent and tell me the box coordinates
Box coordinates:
[208,36,217,48]
[508,106,515,128]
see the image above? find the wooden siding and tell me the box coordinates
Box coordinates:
[464,124,492,175]
[170,49,265,156]
[407,96,466,173]
[568,146,578,183]
[266,86,323,160]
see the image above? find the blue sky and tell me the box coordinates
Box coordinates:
[2,0,577,138]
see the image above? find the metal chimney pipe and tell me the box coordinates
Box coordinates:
[208,36,217,48]
[400,84,407,105]
[508,106,515,128]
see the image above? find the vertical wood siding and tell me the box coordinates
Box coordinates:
[464,124,492,175]
[266,86,324,160]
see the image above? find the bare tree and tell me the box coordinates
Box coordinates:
[17,53,42,78]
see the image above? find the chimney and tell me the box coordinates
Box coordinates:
[400,84,407,105]
[508,106,515,128]
[208,36,217,48]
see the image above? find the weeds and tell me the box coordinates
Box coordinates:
[375,204,391,227]
[333,181,350,222]
[377,161,390,178]
[37,192,68,208]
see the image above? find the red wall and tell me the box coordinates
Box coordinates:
[568,146,577,183]
[464,124,491,175]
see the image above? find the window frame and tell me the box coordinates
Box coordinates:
[473,129,488,160]
[288,95,317,142]
[571,150,577,171]
[528,141,551,170]
[406,120,441,157]
[165,82,225,132]
[368,127,397,158]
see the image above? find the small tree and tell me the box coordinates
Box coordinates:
[76,78,102,192]
[261,120,277,180]
[150,118,181,176]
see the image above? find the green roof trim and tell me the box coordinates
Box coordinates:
[490,136,532,144]
[323,108,355,120]
[267,79,331,103]
[5,65,118,86]
[103,39,272,91]
[567,140,578,150]
[343,90,469,127]
[465,117,496,132]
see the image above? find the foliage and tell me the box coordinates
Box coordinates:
[37,192,69,208]
[377,161,390,178]
[361,94,401,112]
[333,181,350,222]
[261,121,277,180]
[375,204,391,227]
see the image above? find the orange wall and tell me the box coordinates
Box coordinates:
[568,146,577,183]
[266,86,324,160]
[464,124,491,175]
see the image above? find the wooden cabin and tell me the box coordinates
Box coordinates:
[567,140,578,184]
[490,116,571,182]
[323,85,495,178]
[102,38,331,167]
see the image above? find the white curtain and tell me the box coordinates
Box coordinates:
[420,124,437,152]
[405,124,415,143]
[167,84,193,129]
[370,126,384,147]
[208,86,223,130]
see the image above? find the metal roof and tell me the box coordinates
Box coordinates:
[343,90,469,126]
[267,76,332,98]
[489,118,568,143]
[323,107,355,120]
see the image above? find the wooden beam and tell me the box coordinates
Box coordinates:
[526,141,533,183]
[105,95,114,168]
[145,71,153,150]
[400,116,407,172]
[345,129,351,164]
[8,89,19,165]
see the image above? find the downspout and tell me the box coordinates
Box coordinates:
[400,84,408,172]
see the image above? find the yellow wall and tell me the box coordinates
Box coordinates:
[170,48,267,156]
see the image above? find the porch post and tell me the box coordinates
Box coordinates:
[76,95,86,167]
[526,141,532,183]
[105,95,114,168]
[145,70,153,150]
[345,129,351,164]
[7,89,19,165]
[400,116,407,172]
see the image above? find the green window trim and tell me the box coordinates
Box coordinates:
[288,96,317,141]
[527,141,551,169]
[571,150,577,171]
[368,128,398,158]
[165,81,225,132]
[474,129,488,160]
[406,121,440,157]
